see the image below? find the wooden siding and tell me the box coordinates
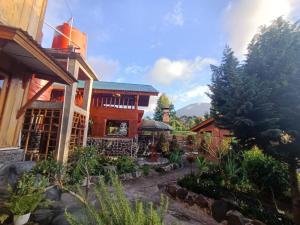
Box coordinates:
[0,0,47,42]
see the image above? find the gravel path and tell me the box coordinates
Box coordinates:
[122,168,219,225]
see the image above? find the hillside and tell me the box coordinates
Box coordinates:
[176,102,211,117]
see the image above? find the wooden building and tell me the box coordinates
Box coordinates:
[190,118,231,159]
[0,25,75,162]
[52,81,158,138]
[20,48,98,163]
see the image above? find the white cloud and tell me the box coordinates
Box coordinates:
[224,0,299,57]
[149,57,216,85]
[124,64,148,75]
[88,56,119,80]
[171,85,211,104]
[164,1,184,27]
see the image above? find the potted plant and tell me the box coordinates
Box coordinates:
[6,173,48,225]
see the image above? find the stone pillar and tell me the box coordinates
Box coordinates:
[162,107,170,124]
[82,79,93,145]
[56,60,79,164]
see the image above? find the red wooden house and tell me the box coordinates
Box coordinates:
[190,118,231,159]
[52,81,159,138]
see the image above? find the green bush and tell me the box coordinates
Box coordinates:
[116,156,137,174]
[67,146,99,185]
[6,173,49,215]
[242,148,289,196]
[168,151,182,165]
[169,135,180,152]
[33,158,64,184]
[65,175,168,225]
[140,165,151,176]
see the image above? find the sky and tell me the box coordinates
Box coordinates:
[42,0,300,116]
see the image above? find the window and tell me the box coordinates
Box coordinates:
[0,73,8,122]
[106,120,129,136]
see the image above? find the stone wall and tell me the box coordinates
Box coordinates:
[0,148,24,164]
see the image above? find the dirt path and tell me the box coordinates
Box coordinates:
[123,168,219,225]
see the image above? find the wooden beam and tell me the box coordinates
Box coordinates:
[16,81,53,119]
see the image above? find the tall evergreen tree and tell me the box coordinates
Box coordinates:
[210,18,300,224]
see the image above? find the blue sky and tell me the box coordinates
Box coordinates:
[42,0,300,115]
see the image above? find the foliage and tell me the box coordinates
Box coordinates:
[6,173,48,215]
[115,156,137,174]
[221,155,241,189]
[156,133,169,155]
[67,146,99,196]
[153,94,171,121]
[186,135,195,146]
[195,156,210,176]
[209,18,300,223]
[168,151,182,165]
[33,158,64,184]
[242,147,289,195]
[169,135,180,152]
[65,175,169,225]
[140,165,151,176]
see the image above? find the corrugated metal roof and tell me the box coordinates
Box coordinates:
[77,81,158,93]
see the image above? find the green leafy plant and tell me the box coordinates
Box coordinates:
[195,156,210,176]
[6,173,49,215]
[65,175,169,225]
[242,147,289,196]
[116,156,137,174]
[168,151,182,165]
[33,158,64,184]
[140,165,151,176]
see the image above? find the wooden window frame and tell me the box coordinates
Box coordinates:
[0,71,9,127]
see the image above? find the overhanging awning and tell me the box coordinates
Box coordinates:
[139,120,174,131]
[0,25,76,85]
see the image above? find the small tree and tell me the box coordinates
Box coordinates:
[153,94,171,121]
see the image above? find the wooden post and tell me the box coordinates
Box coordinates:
[16,81,53,119]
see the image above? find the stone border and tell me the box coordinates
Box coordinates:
[163,183,266,225]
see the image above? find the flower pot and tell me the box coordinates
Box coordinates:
[14,213,31,225]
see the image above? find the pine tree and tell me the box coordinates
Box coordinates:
[209,18,300,224]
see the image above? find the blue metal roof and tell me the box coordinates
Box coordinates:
[77,81,158,94]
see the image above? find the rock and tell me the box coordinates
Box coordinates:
[45,186,62,201]
[226,210,244,225]
[166,184,177,198]
[220,220,228,225]
[125,173,133,179]
[176,188,188,200]
[251,219,266,225]
[133,171,142,178]
[32,208,54,225]
[194,194,209,208]
[185,195,194,206]
[211,199,239,222]
[51,206,84,225]
[103,165,117,174]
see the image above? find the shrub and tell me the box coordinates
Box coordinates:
[140,165,151,176]
[116,156,137,174]
[168,151,182,165]
[33,158,64,184]
[195,156,210,176]
[68,146,99,185]
[242,148,289,196]
[6,173,49,215]
[157,133,169,155]
[65,175,168,225]
[169,135,180,152]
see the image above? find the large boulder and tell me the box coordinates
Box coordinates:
[166,184,177,198]
[45,186,62,201]
[32,208,55,225]
[194,194,209,209]
[176,188,188,200]
[226,210,244,225]
[211,199,239,222]
[185,195,195,206]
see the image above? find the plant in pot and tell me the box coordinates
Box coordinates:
[6,173,48,225]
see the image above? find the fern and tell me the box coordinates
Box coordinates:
[65,175,168,225]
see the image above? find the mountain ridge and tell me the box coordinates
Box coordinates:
[176,102,211,117]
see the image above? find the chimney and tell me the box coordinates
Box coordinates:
[162,107,170,124]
